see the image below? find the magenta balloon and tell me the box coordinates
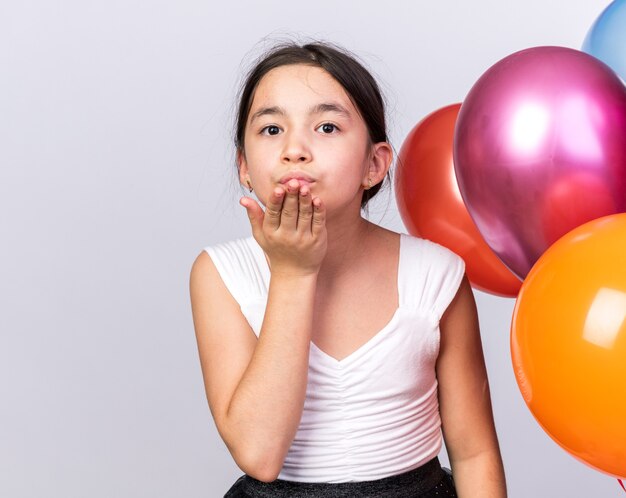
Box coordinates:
[454,46,626,280]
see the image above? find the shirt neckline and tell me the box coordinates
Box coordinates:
[246,232,405,366]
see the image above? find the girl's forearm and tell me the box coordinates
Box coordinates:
[452,450,507,498]
[225,271,318,480]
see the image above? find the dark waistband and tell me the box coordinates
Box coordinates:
[241,457,445,498]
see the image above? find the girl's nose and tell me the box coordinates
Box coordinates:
[281,132,312,163]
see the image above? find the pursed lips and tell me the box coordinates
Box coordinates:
[279,174,316,185]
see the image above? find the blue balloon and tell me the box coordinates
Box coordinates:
[582,0,626,82]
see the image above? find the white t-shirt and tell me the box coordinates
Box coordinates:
[204,232,466,483]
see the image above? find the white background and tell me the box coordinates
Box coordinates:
[1,1,622,496]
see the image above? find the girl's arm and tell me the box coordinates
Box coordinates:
[190,183,326,483]
[436,275,507,497]
[190,255,317,482]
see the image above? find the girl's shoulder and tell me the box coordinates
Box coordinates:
[368,227,464,274]
[203,236,252,274]
[402,232,465,267]
[202,235,268,303]
[203,234,253,256]
[398,232,466,320]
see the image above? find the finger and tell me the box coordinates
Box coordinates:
[297,184,313,234]
[279,179,300,231]
[264,187,285,230]
[240,197,265,240]
[311,196,325,237]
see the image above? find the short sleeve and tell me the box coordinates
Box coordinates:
[411,238,466,321]
[432,247,466,320]
[203,237,267,306]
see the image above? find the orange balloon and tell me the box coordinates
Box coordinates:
[395,103,521,297]
[511,213,626,479]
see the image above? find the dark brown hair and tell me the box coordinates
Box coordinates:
[234,41,390,210]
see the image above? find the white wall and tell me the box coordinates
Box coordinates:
[1,1,621,496]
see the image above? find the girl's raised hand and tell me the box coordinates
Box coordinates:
[240,178,327,277]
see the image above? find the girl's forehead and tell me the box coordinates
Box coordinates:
[251,64,354,111]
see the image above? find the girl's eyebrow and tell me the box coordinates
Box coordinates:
[250,106,284,124]
[310,102,351,119]
[249,102,352,124]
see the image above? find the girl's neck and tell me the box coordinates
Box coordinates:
[318,214,378,280]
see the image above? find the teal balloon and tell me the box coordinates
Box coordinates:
[583,0,626,82]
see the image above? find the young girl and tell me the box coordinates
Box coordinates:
[190,41,507,498]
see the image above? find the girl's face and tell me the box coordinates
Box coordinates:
[238,64,387,214]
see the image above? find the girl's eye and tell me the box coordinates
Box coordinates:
[317,123,338,134]
[261,125,281,136]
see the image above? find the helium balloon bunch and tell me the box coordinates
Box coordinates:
[395,0,626,483]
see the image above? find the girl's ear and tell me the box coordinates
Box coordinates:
[237,148,250,186]
[364,142,393,187]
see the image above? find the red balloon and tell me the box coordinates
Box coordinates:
[395,104,521,297]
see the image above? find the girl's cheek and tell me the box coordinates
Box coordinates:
[250,140,279,158]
